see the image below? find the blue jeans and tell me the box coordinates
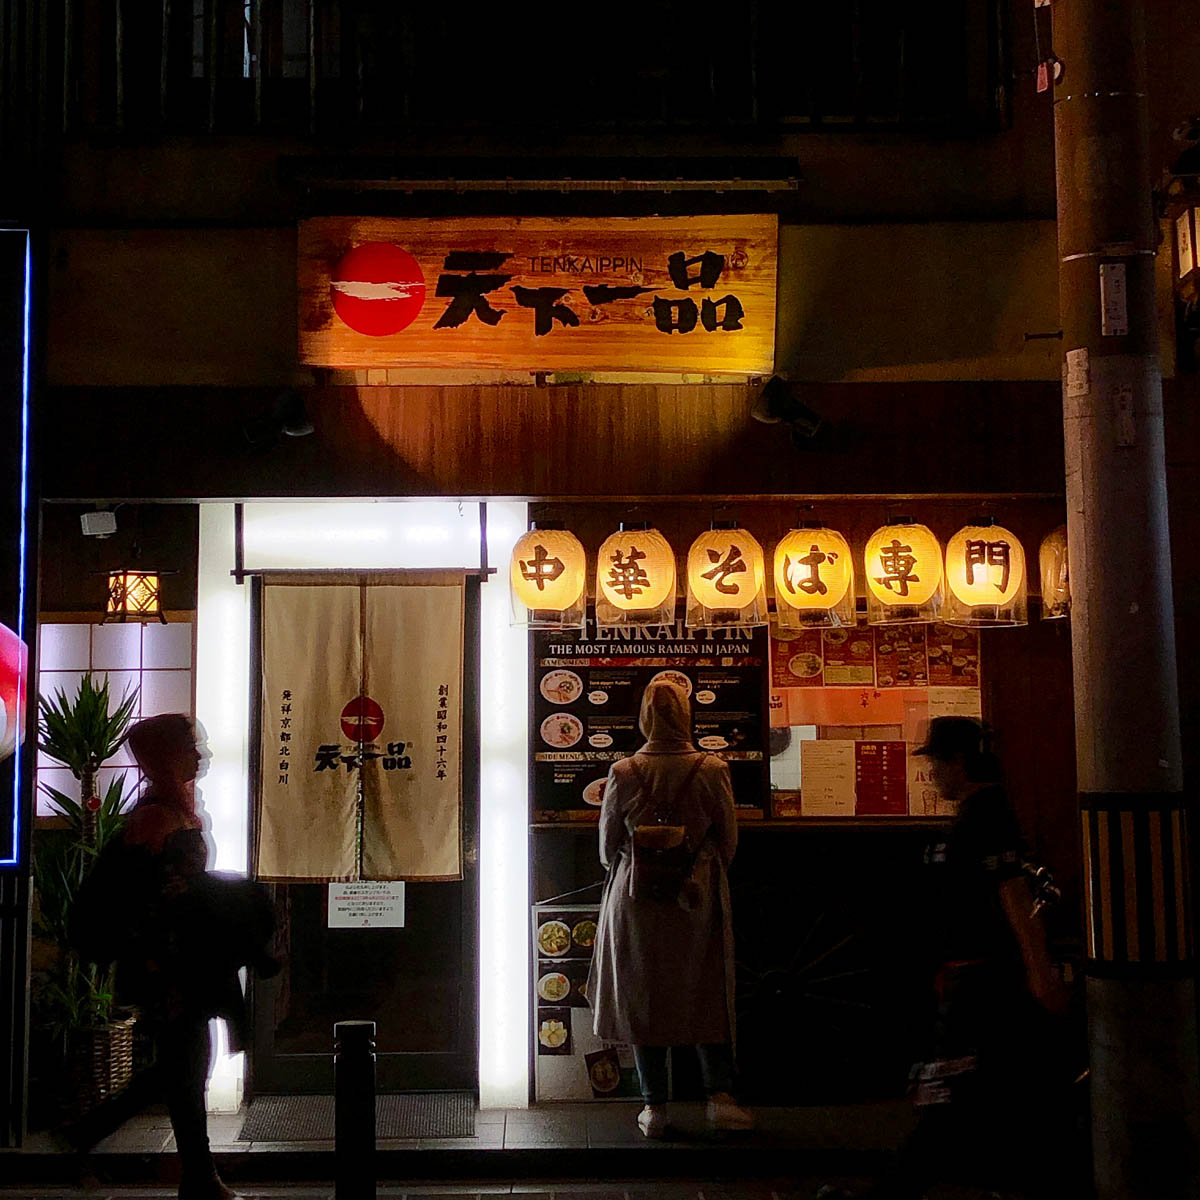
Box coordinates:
[633,1043,734,1105]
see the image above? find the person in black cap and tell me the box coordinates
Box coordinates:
[818,716,1068,1199]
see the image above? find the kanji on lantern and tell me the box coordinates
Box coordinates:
[965,539,1011,594]
[520,544,565,591]
[607,547,652,600]
[875,539,921,598]
[701,545,748,595]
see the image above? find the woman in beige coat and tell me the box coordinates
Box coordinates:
[587,679,752,1138]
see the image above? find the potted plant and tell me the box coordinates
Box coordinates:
[31,673,139,1121]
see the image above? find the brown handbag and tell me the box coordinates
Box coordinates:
[628,753,707,903]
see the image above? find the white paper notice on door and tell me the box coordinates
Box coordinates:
[927,687,983,720]
[800,740,857,816]
[328,881,406,929]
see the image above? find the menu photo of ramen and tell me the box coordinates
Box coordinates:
[540,712,584,749]
[535,958,592,1007]
[539,669,584,706]
[536,968,571,1004]
[584,1048,624,1097]
[649,669,693,696]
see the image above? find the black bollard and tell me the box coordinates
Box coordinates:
[334,1020,376,1200]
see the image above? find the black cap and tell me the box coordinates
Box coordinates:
[912,716,985,759]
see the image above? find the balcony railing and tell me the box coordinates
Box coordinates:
[0,0,1008,190]
[46,0,1006,138]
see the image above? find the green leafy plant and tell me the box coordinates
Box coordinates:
[33,775,130,947]
[32,674,139,1047]
[38,673,138,846]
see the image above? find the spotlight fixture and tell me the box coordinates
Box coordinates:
[277,391,315,437]
[243,391,315,448]
[751,376,824,444]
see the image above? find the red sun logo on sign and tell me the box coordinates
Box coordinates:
[330,242,426,337]
[340,696,385,743]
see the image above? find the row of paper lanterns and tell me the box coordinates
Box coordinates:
[510,518,1071,630]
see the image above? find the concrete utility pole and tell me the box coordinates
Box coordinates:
[1052,2,1199,1196]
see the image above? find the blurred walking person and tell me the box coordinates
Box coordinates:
[76,715,275,1200]
[819,717,1069,1199]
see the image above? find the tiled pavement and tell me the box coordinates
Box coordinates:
[0,1184,1040,1199]
[0,1103,1074,1196]
[12,1101,917,1156]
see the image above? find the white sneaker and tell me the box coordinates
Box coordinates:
[636,1104,668,1139]
[705,1091,754,1131]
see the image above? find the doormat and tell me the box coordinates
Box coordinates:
[236,1092,475,1141]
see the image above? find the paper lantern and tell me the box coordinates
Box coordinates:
[105,570,166,623]
[1039,526,1070,620]
[865,519,943,625]
[773,524,855,630]
[944,519,1028,626]
[686,523,768,629]
[595,524,676,626]
[0,621,28,763]
[510,524,587,629]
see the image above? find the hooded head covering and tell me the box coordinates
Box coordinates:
[638,679,694,751]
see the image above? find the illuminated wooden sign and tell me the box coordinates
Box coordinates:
[298,215,777,375]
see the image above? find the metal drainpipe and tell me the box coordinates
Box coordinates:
[1052,2,1200,1196]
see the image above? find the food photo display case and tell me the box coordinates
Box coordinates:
[532,903,647,1101]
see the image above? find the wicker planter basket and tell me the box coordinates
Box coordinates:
[65,1009,139,1118]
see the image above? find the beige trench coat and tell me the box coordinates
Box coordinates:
[587,745,738,1046]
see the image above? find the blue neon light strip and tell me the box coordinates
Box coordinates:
[4,231,31,866]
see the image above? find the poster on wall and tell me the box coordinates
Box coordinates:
[531,617,770,822]
[768,619,982,819]
[256,572,465,882]
[533,904,640,1101]
[0,229,31,869]
[298,215,777,376]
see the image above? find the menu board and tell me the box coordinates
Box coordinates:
[854,741,909,814]
[874,627,929,689]
[771,628,824,688]
[533,904,640,1101]
[799,740,856,816]
[821,627,876,685]
[927,623,980,687]
[770,623,980,695]
[531,617,769,821]
[768,618,984,819]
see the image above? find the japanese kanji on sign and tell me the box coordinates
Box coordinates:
[255,571,466,882]
[298,215,777,375]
